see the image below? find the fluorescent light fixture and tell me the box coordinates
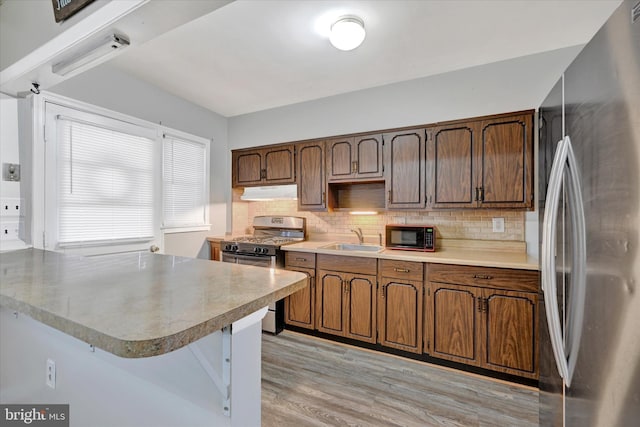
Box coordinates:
[240,184,298,201]
[330,16,366,51]
[52,34,130,76]
[349,211,378,215]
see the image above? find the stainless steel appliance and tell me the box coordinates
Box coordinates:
[538,1,640,425]
[385,224,436,251]
[221,216,306,334]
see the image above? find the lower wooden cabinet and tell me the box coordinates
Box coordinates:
[284,252,316,330]
[208,239,222,261]
[426,264,540,379]
[284,266,316,330]
[283,252,539,380]
[427,282,480,365]
[316,269,377,343]
[316,254,377,344]
[378,260,424,353]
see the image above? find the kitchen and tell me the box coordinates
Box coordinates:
[1,1,638,426]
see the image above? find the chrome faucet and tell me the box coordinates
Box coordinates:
[351,228,364,244]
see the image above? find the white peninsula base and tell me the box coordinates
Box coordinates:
[0,306,266,427]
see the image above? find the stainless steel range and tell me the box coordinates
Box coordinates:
[221,216,306,333]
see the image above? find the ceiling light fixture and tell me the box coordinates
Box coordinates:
[329,16,366,51]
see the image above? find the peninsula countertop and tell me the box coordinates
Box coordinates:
[0,249,306,358]
[282,240,539,270]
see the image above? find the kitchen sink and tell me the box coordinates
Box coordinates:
[320,243,384,252]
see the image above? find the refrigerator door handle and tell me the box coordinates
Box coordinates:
[541,136,571,382]
[564,136,587,387]
[542,135,587,387]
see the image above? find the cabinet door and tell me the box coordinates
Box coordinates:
[284,266,316,330]
[344,273,377,343]
[232,150,263,187]
[430,124,480,209]
[327,137,355,181]
[354,134,383,179]
[263,145,295,184]
[209,241,221,261]
[478,114,533,209]
[379,279,423,353]
[480,288,538,378]
[429,282,480,365]
[297,141,326,210]
[384,129,425,209]
[316,270,346,336]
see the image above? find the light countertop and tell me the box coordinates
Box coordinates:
[0,249,306,358]
[282,241,539,271]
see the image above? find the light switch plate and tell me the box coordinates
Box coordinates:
[492,217,505,233]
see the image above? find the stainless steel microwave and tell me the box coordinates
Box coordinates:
[385,225,436,252]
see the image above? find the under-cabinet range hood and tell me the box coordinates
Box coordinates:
[240,184,297,201]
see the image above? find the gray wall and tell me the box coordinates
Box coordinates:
[228,46,582,148]
[50,64,229,257]
[0,0,110,70]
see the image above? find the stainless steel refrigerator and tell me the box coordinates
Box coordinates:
[538,1,640,425]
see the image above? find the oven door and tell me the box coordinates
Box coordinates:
[220,252,281,333]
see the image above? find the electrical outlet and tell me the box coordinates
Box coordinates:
[46,359,56,389]
[1,221,20,241]
[492,217,505,233]
[1,198,23,217]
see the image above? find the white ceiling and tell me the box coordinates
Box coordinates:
[109,0,621,117]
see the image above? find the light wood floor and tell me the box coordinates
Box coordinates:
[262,331,539,427]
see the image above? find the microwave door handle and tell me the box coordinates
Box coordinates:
[541,136,571,381]
[563,136,587,387]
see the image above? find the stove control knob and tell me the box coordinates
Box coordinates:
[231,245,238,251]
[224,244,232,251]
[254,247,261,253]
[261,247,270,254]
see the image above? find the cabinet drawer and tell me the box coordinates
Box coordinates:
[317,254,377,275]
[428,264,539,292]
[285,252,316,269]
[380,259,423,281]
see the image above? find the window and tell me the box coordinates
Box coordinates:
[41,95,210,255]
[56,117,156,245]
[162,134,209,228]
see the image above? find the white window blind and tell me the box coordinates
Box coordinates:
[162,135,207,227]
[57,118,155,245]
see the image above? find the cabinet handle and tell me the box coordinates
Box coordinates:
[260,169,266,179]
[475,187,480,201]
[479,187,485,202]
[388,190,392,203]
[473,274,493,280]
[352,161,357,173]
[381,285,386,299]
[477,297,484,312]
[322,191,326,204]
[295,257,307,262]
[394,268,410,273]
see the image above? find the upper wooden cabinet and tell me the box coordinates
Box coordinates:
[429,123,480,209]
[232,145,295,187]
[477,114,534,209]
[326,134,383,182]
[383,129,426,209]
[296,141,326,211]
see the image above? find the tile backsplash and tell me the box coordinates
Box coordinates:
[232,191,524,242]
